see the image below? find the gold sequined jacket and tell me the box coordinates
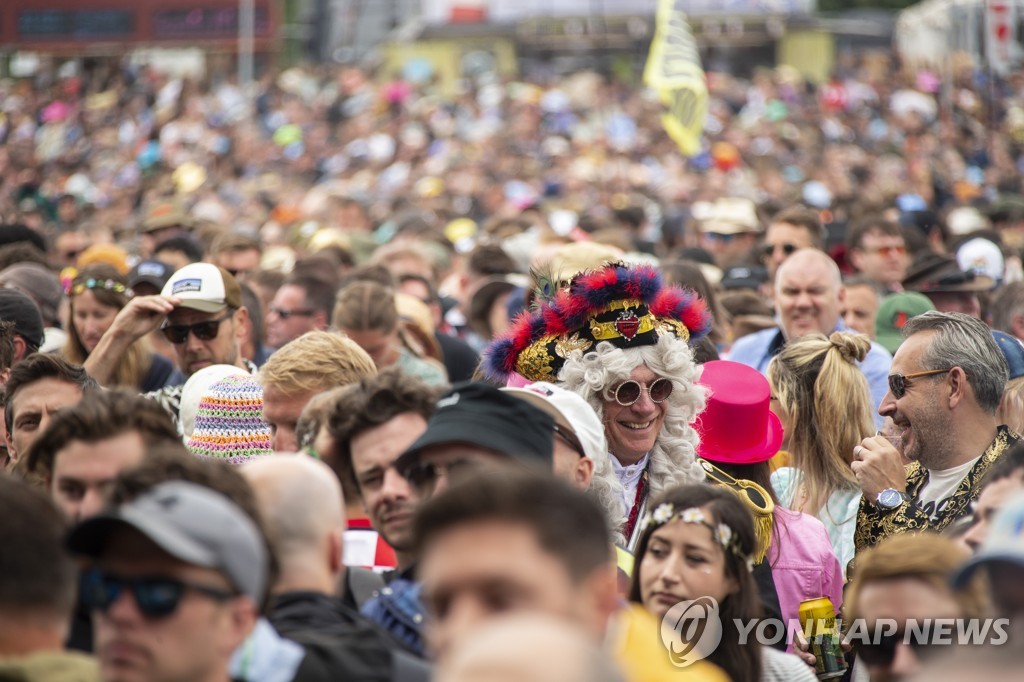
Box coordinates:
[854,426,1018,554]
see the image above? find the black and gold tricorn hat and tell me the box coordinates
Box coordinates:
[483,263,712,383]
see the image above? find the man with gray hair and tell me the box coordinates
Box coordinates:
[853,311,1019,552]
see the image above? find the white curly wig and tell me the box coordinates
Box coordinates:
[557,333,707,545]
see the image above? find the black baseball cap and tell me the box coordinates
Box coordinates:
[721,265,769,290]
[0,288,45,350]
[396,381,555,470]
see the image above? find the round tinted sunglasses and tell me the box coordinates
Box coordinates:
[613,378,673,406]
[887,368,951,399]
[81,568,236,619]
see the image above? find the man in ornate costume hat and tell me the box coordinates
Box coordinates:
[485,263,712,550]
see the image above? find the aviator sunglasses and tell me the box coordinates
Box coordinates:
[613,378,674,406]
[80,568,236,619]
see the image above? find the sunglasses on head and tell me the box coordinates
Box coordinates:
[854,629,945,667]
[613,378,673,406]
[400,458,479,495]
[887,368,952,399]
[160,310,235,344]
[761,242,798,259]
[81,568,236,619]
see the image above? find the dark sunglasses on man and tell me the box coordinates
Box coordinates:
[760,242,799,261]
[160,310,235,345]
[854,627,945,667]
[887,368,952,400]
[80,568,237,619]
[399,458,481,496]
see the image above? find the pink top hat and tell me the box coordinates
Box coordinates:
[695,360,784,465]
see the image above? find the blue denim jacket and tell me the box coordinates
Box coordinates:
[360,577,426,658]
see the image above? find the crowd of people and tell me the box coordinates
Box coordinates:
[0,46,1024,682]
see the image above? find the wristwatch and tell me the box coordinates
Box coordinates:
[876,488,911,511]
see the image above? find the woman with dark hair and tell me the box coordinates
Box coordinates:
[629,484,816,681]
[62,264,182,392]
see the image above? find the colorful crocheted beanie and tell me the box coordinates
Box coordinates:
[187,374,273,464]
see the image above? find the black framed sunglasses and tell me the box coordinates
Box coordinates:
[854,629,945,667]
[613,378,673,406]
[400,459,478,495]
[887,368,951,399]
[761,242,798,260]
[160,310,235,344]
[81,568,236,619]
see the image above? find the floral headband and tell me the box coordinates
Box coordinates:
[66,278,133,298]
[640,503,755,572]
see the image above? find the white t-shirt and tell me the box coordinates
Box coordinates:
[917,457,980,521]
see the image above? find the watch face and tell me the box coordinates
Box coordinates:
[879,490,899,507]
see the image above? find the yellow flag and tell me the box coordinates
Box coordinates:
[643,0,708,157]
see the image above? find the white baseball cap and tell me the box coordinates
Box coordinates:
[161,263,243,313]
[502,382,607,460]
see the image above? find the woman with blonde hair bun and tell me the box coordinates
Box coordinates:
[768,331,875,577]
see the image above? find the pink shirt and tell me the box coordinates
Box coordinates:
[767,507,844,652]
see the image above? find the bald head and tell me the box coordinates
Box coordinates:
[436,613,623,682]
[776,248,842,290]
[775,248,845,340]
[242,455,345,590]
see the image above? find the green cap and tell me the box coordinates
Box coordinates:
[875,292,935,354]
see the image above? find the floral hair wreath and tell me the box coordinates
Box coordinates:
[640,503,755,572]
[65,278,133,298]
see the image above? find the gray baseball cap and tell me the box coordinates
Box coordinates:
[67,481,267,603]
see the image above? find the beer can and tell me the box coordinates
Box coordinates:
[798,597,847,680]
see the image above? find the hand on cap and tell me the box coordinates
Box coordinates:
[850,435,906,503]
[107,295,181,343]
[84,294,181,387]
